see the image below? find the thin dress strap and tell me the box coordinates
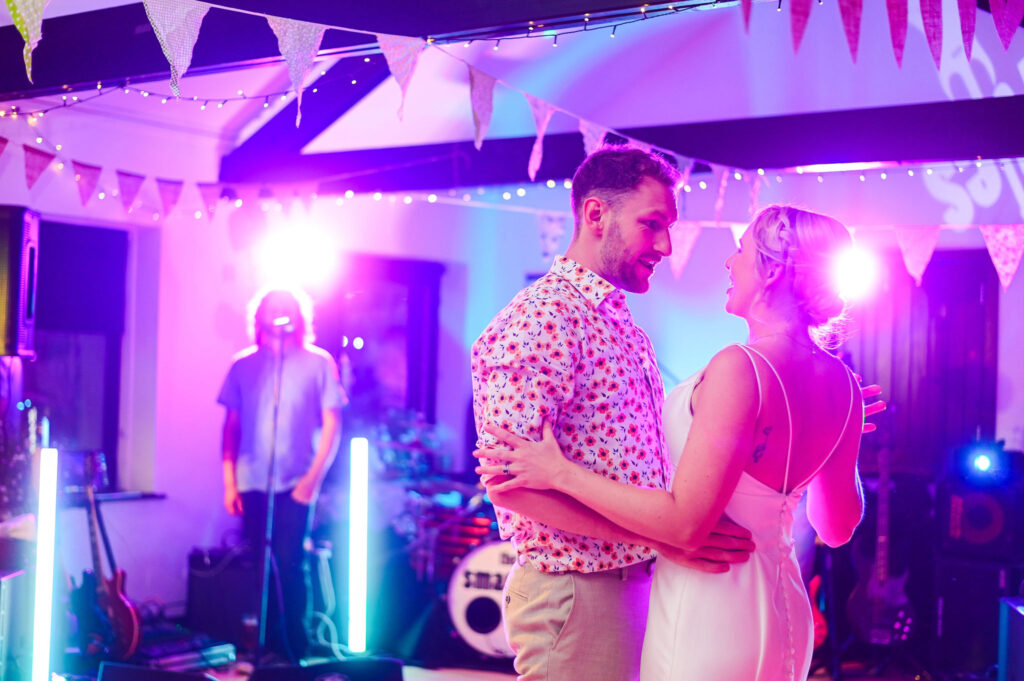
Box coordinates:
[732,344,764,420]
[740,346,795,493]
[789,364,859,491]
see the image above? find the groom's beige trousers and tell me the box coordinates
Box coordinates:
[503,559,654,681]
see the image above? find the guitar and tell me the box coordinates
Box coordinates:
[808,574,827,649]
[79,454,142,659]
[846,446,913,645]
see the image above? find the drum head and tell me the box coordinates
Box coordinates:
[446,541,516,658]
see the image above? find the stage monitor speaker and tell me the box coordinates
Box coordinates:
[97,662,217,680]
[938,481,1023,564]
[1000,597,1024,681]
[0,206,39,358]
[934,559,1023,674]
[249,658,402,681]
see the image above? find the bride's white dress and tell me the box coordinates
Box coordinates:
[640,345,856,681]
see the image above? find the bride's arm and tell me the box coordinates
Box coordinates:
[480,346,759,552]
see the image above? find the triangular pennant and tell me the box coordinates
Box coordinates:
[526,94,555,181]
[628,138,652,154]
[72,161,102,206]
[669,225,702,279]
[957,0,976,60]
[741,0,752,31]
[714,168,730,226]
[838,0,864,62]
[729,222,746,247]
[142,0,210,97]
[376,34,426,121]
[679,159,693,190]
[579,119,609,156]
[116,170,146,213]
[266,15,326,128]
[468,66,497,151]
[990,0,1024,50]
[156,178,184,217]
[894,225,941,286]
[791,0,813,52]
[197,181,221,220]
[537,213,568,261]
[0,136,8,158]
[5,0,52,83]
[979,224,1024,290]
[886,0,909,66]
[22,145,54,189]
[748,173,763,217]
[921,0,943,68]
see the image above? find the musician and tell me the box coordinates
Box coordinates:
[218,287,345,662]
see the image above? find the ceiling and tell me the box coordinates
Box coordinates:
[0,1,1022,192]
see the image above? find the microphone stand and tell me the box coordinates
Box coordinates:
[255,333,286,665]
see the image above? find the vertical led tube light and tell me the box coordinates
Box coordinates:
[347,437,369,653]
[32,448,58,681]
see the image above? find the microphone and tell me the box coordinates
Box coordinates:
[266,316,295,336]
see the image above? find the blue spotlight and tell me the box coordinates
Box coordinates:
[971,453,992,473]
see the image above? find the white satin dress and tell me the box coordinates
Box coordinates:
[640,345,856,681]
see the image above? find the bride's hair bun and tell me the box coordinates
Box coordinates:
[749,205,853,347]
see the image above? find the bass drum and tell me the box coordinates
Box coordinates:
[446,541,516,658]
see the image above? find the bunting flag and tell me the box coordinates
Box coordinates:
[886,0,909,66]
[5,0,51,83]
[376,34,426,121]
[23,145,54,189]
[116,170,146,213]
[526,94,555,181]
[838,0,863,62]
[142,0,210,97]
[468,66,496,151]
[956,0,976,60]
[197,181,221,220]
[979,224,1024,290]
[729,221,746,247]
[921,0,943,68]
[156,178,184,217]
[628,138,652,154]
[537,213,568,261]
[679,160,692,191]
[669,225,702,279]
[0,136,7,158]
[894,225,941,285]
[579,119,609,156]
[791,0,813,53]
[748,173,763,217]
[741,0,752,31]
[71,161,102,206]
[990,0,1024,50]
[714,168,730,225]
[266,15,326,127]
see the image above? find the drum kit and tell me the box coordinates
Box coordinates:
[388,474,515,660]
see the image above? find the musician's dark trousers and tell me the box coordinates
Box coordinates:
[241,488,313,662]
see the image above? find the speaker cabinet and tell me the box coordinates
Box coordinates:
[0,206,39,358]
[934,559,1023,674]
[186,548,259,647]
[938,481,1023,563]
[249,658,402,681]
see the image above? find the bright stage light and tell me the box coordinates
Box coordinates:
[32,448,58,681]
[972,454,992,472]
[833,246,878,303]
[348,437,369,653]
[257,223,337,288]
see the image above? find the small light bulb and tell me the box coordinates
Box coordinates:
[428,194,437,203]
[546,179,556,188]
[502,192,512,200]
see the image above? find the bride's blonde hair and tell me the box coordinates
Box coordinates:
[749,205,853,349]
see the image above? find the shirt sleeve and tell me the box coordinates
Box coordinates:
[217,361,242,410]
[318,353,347,410]
[473,297,579,451]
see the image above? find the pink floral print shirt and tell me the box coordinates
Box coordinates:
[471,256,670,573]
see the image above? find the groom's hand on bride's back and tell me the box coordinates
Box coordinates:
[656,516,755,573]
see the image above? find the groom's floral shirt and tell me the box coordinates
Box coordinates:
[471,255,670,573]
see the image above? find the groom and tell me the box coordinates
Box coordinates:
[471,146,757,681]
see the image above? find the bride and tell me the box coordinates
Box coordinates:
[477,204,866,681]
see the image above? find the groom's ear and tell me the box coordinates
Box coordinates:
[581,196,607,237]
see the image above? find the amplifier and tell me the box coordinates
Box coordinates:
[186,547,258,647]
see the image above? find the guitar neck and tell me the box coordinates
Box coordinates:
[85,486,108,589]
[876,448,890,583]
